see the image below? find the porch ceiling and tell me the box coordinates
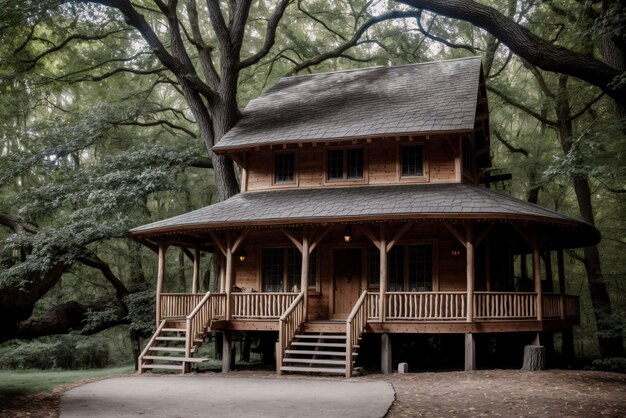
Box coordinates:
[129,184,600,250]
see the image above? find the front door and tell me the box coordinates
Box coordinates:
[332,248,362,319]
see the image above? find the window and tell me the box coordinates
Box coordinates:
[401,145,424,177]
[326,148,364,181]
[368,244,433,291]
[274,152,295,183]
[262,248,318,292]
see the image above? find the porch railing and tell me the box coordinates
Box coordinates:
[277,293,305,374]
[542,293,562,318]
[346,291,368,378]
[185,292,213,358]
[366,293,379,321]
[474,292,537,319]
[232,292,298,319]
[211,293,227,319]
[160,293,205,319]
[564,295,579,318]
[387,292,467,320]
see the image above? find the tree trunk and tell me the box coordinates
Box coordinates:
[556,76,624,358]
[522,345,546,371]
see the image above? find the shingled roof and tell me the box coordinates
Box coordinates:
[213,57,483,152]
[130,184,599,249]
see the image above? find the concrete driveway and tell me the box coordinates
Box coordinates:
[60,375,395,418]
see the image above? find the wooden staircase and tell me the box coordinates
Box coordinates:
[138,319,209,373]
[280,331,360,375]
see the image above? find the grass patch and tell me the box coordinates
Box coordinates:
[0,366,133,406]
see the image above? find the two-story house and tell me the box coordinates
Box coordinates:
[130,57,600,377]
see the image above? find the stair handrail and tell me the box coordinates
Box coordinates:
[138,319,167,373]
[346,290,368,378]
[185,291,213,359]
[277,292,305,375]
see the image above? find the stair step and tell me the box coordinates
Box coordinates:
[149,347,187,352]
[143,355,208,363]
[285,350,352,356]
[280,366,346,374]
[283,358,346,365]
[291,342,346,348]
[162,328,186,332]
[156,336,186,341]
[295,334,346,340]
[141,364,183,370]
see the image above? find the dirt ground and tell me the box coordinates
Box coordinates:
[2,369,625,417]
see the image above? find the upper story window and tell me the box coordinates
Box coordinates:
[274,152,295,183]
[327,147,364,181]
[368,244,433,291]
[400,145,424,177]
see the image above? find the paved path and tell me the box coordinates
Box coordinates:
[60,375,395,418]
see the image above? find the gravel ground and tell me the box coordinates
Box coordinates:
[2,369,625,417]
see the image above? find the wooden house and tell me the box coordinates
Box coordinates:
[130,57,600,376]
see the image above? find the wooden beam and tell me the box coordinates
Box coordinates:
[181,247,195,262]
[466,224,474,323]
[533,243,543,322]
[135,237,158,253]
[513,224,534,248]
[381,333,392,374]
[231,229,249,254]
[386,222,415,253]
[301,228,310,319]
[464,334,476,371]
[475,223,494,247]
[192,247,200,294]
[209,230,227,256]
[309,224,332,254]
[443,222,467,248]
[280,228,303,253]
[155,242,168,326]
[225,232,233,321]
[557,249,566,319]
[379,224,388,322]
[360,225,381,250]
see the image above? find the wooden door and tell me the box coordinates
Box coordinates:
[332,248,363,319]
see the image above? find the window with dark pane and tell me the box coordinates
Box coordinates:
[401,145,424,177]
[274,152,295,183]
[286,248,302,291]
[308,250,318,288]
[327,149,344,180]
[369,247,380,286]
[347,148,364,179]
[408,245,432,291]
[387,246,404,291]
[262,248,284,292]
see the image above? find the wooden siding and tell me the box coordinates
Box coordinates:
[244,137,460,192]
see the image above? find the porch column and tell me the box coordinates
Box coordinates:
[533,242,543,321]
[381,333,392,374]
[464,333,476,371]
[225,232,233,321]
[557,249,566,319]
[301,228,310,320]
[219,253,226,292]
[155,242,168,326]
[379,224,388,322]
[466,224,474,323]
[192,247,200,294]
[222,331,232,373]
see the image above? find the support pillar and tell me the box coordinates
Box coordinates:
[532,244,543,321]
[192,247,200,294]
[301,228,310,320]
[381,333,392,374]
[225,232,233,321]
[557,249,566,319]
[155,242,167,326]
[531,332,541,346]
[379,224,388,322]
[466,224,474,323]
[464,333,475,371]
[222,331,232,373]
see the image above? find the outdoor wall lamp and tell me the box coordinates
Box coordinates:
[238,252,247,262]
[344,226,352,243]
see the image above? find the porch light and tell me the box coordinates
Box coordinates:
[451,248,462,256]
[344,226,352,243]
[238,252,246,262]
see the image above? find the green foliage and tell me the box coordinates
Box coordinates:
[591,357,626,373]
[123,289,156,336]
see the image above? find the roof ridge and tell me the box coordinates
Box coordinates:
[281,56,482,80]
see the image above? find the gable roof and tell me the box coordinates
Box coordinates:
[213,57,484,152]
[129,184,600,250]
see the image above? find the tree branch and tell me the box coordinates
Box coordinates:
[493,129,529,157]
[488,85,558,126]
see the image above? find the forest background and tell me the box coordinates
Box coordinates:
[0,0,624,371]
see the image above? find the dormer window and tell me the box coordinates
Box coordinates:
[400,145,424,177]
[327,147,364,181]
[274,152,295,184]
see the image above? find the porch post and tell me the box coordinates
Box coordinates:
[219,253,226,292]
[301,228,310,320]
[464,333,476,371]
[379,224,388,322]
[225,232,233,321]
[533,242,543,321]
[192,247,200,294]
[381,333,392,374]
[466,224,474,323]
[557,249,566,319]
[155,242,167,326]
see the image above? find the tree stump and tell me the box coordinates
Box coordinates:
[522,345,546,371]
